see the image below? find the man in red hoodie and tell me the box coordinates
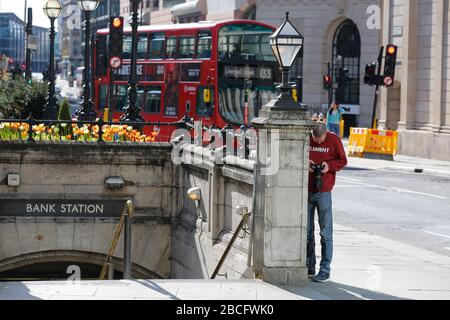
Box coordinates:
[307,121,347,283]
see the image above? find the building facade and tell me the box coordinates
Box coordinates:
[120,0,161,25]
[92,0,121,33]
[0,13,25,69]
[379,0,450,160]
[31,26,51,74]
[58,0,83,81]
[0,13,53,75]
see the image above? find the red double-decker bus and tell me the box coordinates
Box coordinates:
[93,20,280,139]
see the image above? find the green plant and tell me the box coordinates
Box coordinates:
[0,79,47,119]
[58,99,72,120]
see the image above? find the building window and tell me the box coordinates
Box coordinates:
[332,19,361,105]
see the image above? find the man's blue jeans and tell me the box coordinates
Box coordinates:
[307,192,333,274]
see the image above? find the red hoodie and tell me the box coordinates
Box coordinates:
[309,132,348,193]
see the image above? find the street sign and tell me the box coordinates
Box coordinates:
[27,35,38,50]
[109,56,122,69]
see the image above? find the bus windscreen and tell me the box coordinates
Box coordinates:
[218,23,280,125]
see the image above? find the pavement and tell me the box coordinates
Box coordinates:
[0,144,449,300]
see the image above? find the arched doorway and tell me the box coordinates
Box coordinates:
[332,19,361,105]
[0,250,162,281]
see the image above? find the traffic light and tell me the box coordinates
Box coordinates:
[383,44,398,87]
[364,63,377,85]
[323,74,332,90]
[109,16,124,61]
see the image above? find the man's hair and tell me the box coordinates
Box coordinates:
[312,121,327,138]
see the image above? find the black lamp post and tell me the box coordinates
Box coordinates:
[269,12,305,111]
[75,0,99,121]
[42,0,62,120]
[120,0,144,122]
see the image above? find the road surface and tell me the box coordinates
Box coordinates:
[333,167,450,257]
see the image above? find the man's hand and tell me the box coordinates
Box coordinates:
[309,160,315,173]
[321,162,330,174]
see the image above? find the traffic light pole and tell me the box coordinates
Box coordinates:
[25,8,32,82]
[370,46,384,130]
[108,67,115,121]
[327,62,332,108]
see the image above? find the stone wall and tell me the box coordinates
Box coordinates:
[171,145,255,279]
[0,142,175,278]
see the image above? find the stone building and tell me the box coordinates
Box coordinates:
[149,0,381,134]
[379,0,450,160]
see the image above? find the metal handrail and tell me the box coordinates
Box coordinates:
[211,206,251,279]
[99,200,134,280]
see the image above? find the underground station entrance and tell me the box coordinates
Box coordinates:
[0,261,123,281]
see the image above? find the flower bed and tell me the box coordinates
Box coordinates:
[0,122,159,143]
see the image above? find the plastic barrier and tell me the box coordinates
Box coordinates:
[348,128,368,158]
[348,128,398,160]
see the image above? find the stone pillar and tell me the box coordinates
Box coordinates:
[379,0,390,130]
[252,104,314,286]
[432,0,445,133]
[398,0,418,131]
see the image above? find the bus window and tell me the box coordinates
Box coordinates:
[218,24,277,62]
[137,85,145,110]
[144,86,162,113]
[115,85,128,111]
[99,85,107,111]
[149,32,165,59]
[123,34,132,59]
[197,86,214,116]
[137,34,148,59]
[166,36,178,59]
[197,30,212,59]
[179,36,195,59]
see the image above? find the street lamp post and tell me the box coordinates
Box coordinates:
[269,12,305,111]
[76,0,100,121]
[43,0,62,120]
[120,0,144,122]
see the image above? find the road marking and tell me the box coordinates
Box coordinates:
[335,180,446,199]
[424,231,450,240]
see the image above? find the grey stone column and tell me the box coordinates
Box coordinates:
[252,105,314,286]
[397,0,418,131]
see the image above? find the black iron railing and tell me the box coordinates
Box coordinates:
[0,115,255,159]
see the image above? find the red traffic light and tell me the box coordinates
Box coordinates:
[21,64,26,69]
[387,45,396,55]
[112,17,122,28]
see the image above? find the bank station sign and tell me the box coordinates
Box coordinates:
[0,199,126,217]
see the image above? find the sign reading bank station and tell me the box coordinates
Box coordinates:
[0,199,126,217]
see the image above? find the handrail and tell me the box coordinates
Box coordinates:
[99,200,133,280]
[211,205,251,279]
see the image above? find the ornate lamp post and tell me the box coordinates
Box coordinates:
[42,0,62,120]
[120,0,144,122]
[269,12,305,111]
[75,0,100,121]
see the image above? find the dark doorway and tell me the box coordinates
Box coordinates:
[0,261,123,281]
[332,19,361,105]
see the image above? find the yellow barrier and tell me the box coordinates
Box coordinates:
[348,128,368,158]
[348,128,398,160]
[340,119,344,138]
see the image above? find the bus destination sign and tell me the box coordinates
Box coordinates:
[224,66,273,80]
